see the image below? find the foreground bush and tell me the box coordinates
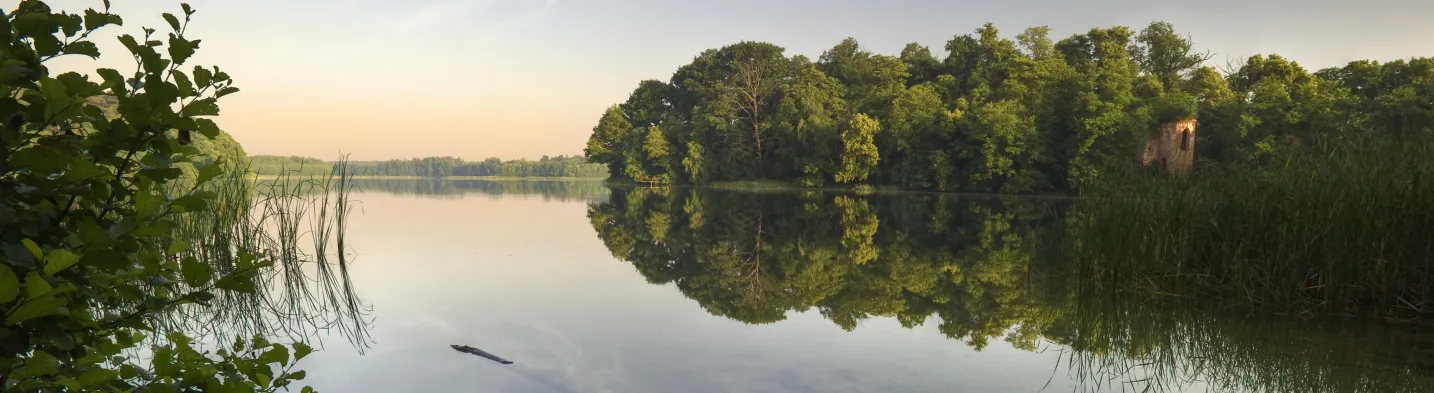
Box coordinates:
[1,2,336,391]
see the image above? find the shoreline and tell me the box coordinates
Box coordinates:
[246,175,609,182]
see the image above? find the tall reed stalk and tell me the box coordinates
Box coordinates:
[159,156,372,352]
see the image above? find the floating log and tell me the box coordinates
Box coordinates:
[450,344,514,365]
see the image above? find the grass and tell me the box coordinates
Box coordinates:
[1068,136,1434,320]
[159,156,372,352]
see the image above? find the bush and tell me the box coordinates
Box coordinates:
[1,3,330,391]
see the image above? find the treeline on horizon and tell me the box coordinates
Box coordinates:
[247,154,609,178]
[584,21,1433,193]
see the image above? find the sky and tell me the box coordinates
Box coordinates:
[45,0,1434,161]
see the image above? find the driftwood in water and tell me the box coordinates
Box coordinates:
[451,344,514,364]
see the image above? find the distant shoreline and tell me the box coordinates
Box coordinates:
[246,175,608,182]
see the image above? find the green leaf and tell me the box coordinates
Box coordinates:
[80,249,128,271]
[0,265,18,303]
[143,75,180,107]
[60,13,83,37]
[132,220,173,238]
[34,35,63,57]
[77,368,120,386]
[258,345,290,366]
[174,71,197,97]
[193,66,212,87]
[196,162,224,185]
[39,77,77,120]
[120,364,141,380]
[170,194,210,213]
[182,290,215,303]
[43,249,80,276]
[22,239,43,259]
[168,240,191,255]
[79,220,115,247]
[216,86,240,98]
[194,118,221,138]
[135,189,161,218]
[213,271,256,294]
[6,294,65,325]
[97,68,125,91]
[26,272,53,300]
[62,158,106,182]
[180,256,212,287]
[162,13,181,31]
[286,370,307,381]
[84,9,110,30]
[62,41,100,58]
[168,35,196,65]
[12,350,61,378]
[293,342,314,360]
[181,98,219,117]
[182,3,194,15]
[117,34,141,54]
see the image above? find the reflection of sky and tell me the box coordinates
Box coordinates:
[296,190,1076,392]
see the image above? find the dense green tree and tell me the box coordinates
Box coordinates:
[1134,22,1209,90]
[835,114,881,183]
[899,43,942,86]
[771,64,848,185]
[586,105,635,176]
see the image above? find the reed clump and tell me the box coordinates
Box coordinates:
[1069,136,1434,319]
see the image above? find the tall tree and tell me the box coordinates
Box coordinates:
[585,105,635,177]
[772,65,849,185]
[836,114,882,183]
[1134,22,1210,90]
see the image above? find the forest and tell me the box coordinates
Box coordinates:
[584,22,1433,193]
[247,154,609,178]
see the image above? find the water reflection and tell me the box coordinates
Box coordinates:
[348,178,610,201]
[589,187,1434,393]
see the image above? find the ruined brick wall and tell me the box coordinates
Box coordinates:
[1140,119,1197,176]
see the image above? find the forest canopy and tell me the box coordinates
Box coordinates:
[584,22,1434,193]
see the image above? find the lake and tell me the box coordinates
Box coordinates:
[290,179,1434,393]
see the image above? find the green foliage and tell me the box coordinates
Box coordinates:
[588,22,1431,195]
[248,155,332,177]
[834,113,880,183]
[0,3,334,391]
[1151,89,1198,122]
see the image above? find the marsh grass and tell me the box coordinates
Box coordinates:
[158,156,372,352]
[1069,136,1434,320]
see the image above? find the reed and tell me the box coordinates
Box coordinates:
[159,156,372,352]
[1068,135,1434,319]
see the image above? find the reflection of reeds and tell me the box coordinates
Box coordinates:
[1057,294,1434,393]
[159,156,372,352]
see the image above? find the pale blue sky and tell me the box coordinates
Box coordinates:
[46,0,1434,160]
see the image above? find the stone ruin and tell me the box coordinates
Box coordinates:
[1141,119,1197,176]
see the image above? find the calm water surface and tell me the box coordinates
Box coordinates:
[292,179,1432,393]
